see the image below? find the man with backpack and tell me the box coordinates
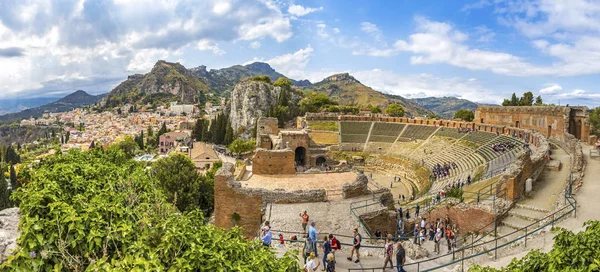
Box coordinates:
[383,235,394,270]
[396,242,407,272]
[329,234,341,253]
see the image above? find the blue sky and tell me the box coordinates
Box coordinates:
[0,0,599,107]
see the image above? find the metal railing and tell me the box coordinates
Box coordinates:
[348,174,577,271]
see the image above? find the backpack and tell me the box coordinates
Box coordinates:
[385,243,393,256]
[331,237,341,250]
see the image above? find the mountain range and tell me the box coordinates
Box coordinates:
[409,97,485,119]
[0,90,106,122]
[0,97,59,116]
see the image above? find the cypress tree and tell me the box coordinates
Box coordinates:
[9,164,17,189]
[225,122,234,145]
[0,166,10,209]
[510,93,519,106]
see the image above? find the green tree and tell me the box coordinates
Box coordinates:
[147,125,154,138]
[367,104,382,113]
[299,92,338,113]
[590,107,600,137]
[193,119,204,141]
[510,93,519,106]
[158,122,167,137]
[110,136,139,158]
[65,131,70,143]
[534,95,543,106]
[274,77,292,93]
[520,91,534,106]
[249,75,272,84]
[229,139,256,155]
[0,172,10,210]
[153,154,205,213]
[454,109,475,122]
[224,122,234,145]
[5,145,19,165]
[9,164,17,189]
[385,103,405,117]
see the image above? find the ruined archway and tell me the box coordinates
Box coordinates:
[295,146,306,166]
[316,156,327,166]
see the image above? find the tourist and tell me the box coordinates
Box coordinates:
[452,224,459,249]
[326,253,336,272]
[390,180,393,188]
[415,204,420,217]
[276,232,284,248]
[434,228,442,254]
[467,175,471,185]
[429,222,435,241]
[329,234,341,253]
[413,224,419,245]
[347,228,362,263]
[303,237,314,264]
[322,235,332,270]
[420,218,426,235]
[436,192,441,203]
[445,225,453,253]
[260,227,272,247]
[398,207,403,219]
[304,252,321,272]
[308,222,319,256]
[396,242,407,272]
[383,235,394,270]
[261,221,271,237]
[420,228,426,244]
[405,208,410,219]
[300,211,310,232]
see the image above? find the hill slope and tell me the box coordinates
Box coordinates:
[105,60,210,108]
[309,73,432,117]
[0,90,106,121]
[409,97,486,118]
[190,62,311,94]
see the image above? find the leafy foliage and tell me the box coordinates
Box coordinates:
[385,103,405,117]
[298,92,338,113]
[249,75,272,84]
[470,220,600,272]
[454,109,475,122]
[590,107,600,137]
[502,92,539,106]
[228,138,256,155]
[445,187,463,200]
[2,148,298,271]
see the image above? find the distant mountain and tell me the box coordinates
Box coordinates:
[309,73,432,117]
[190,61,311,94]
[0,90,106,122]
[409,97,491,119]
[0,97,59,115]
[105,60,210,108]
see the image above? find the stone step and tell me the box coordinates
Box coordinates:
[515,203,551,213]
[508,207,547,222]
[502,216,537,231]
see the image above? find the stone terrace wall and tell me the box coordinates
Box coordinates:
[262,189,327,204]
[252,148,295,175]
[342,174,369,198]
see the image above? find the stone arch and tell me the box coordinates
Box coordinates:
[295,146,306,166]
[315,156,327,166]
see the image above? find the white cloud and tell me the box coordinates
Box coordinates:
[360,22,383,41]
[250,41,261,49]
[245,45,314,80]
[474,25,496,42]
[333,28,340,34]
[317,23,328,38]
[287,4,323,17]
[539,83,562,94]
[196,39,225,55]
[352,69,503,104]
[0,0,293,98]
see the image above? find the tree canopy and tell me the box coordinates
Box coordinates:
[590,107,600,137]
[298,92,338,113]
[2,148,298,270]
[454,109,475,122]
[385,103,405,117]
[229,138,256,155]
[502,92,540,106]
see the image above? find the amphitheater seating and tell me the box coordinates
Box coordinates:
[340,121,372,134]
[400,125,438,140]
[411,136,456,162]
[434,127,465,139]
[340,122,371,143]
[461,131,497,146]
[387,140,423,158]
[477,135,523,162]
[368,135,398,143]
[370,123,405,136]
[365,142,393,153]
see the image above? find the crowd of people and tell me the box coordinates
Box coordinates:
[430,162,457,181]
[491,141,517,152]
[411,216,458,255]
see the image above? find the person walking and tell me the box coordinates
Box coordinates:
[260,226,272,247]
[347,228,362,263]
[326,253,336,272]
[322,235,332,271]
[434,228,442,254]
[329,234,341,253]
[304,252,321,272]
[415,204,420,217]
[413,224,419,245]
[445,225,453,254]
[396,242,406,272]
[383,235,394,270]
[300,211,310,232]
[303,237,314,264]
[308,222,319,257]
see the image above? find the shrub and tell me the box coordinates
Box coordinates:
[2,148,298,271]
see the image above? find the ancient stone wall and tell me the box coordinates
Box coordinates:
[262,189,327,204]
[214,164,263,238]
[425,202,496,234]
[360,210,397,236]
[342,174,369,198]
[252,149,295,175]
[256,117,279,136]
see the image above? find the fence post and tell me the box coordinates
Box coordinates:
[552,214,555,228]
[524,226,527,248]
[462,249,465,272]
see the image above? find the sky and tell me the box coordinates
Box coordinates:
[0,0,599,107]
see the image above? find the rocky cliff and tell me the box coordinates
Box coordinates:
[105,60,209,107]
[228,80,283,139]
[0,208,19,263]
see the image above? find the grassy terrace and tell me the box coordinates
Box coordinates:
[307,121,339,131]
[308,131,339,145]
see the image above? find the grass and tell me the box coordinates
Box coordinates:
[308,121,339,131]
[462,175,501,203]
[457,140,481,150]
[309,132,339,145]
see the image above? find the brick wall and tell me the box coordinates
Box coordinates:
[214,163,263,238]
[252,149,295,175]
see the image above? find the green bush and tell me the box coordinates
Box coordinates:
[2,148,298,271]
[249,75,272,84]
[470,220,600,272]
[446,187,464,200]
